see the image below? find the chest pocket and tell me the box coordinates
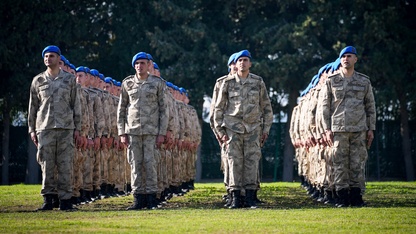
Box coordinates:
[58,85,71,103]
[128,88,139,102]
[38,84,50,99]
[248,90,259,104]
[144,86,158,102]
[228,90,240,104]
[352,85,365,100]
[332,84,345,101]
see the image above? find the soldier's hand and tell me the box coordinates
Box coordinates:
[74,130,81,148]
[325,130,334,147]
[261,133,268,147]
[101,137,108,149]
[156,135,166,149]
[87,139,94,149]
[30,132,38,148]
[107,137,114,148]
[367,130,374,149]
[82,136,88,150]
[220,135,229,145]
[120,135,129,147]
[94,137,101,151]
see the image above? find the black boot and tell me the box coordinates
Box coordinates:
[147,193,157,210]
[59,199,78,211]
[100,183,109,198]
[350,187,366,207]
[36,195,54,211]
[323,190,336,205]
[107,184,115,197]
[188,180,195,190]
[229,190,242,209]
[336,189,350,208]
[244,190,257,208]
[127,194,146,210]
[51,194,60,208]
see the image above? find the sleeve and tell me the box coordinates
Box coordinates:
[72,79,82,132]
[157,81,169,136]
[28,79,39,134]
[321,79,332,131]
[365,82,376,131]
[259,80,273,135]
[117,83,129,136]
[213,81,228,138]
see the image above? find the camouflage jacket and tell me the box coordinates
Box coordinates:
[117,74,168,136]
[321,71,376,132]
[213,73,273,137]
[28,70,81,133]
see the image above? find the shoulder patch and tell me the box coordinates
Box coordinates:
[328,73,340,79]
[356,72,369,80]
[216,75,228,82]
[249,73,262,80]
[122,75,134,82]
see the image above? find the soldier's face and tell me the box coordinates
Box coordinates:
[135,59,149,76]
[229,63,237,74]
[44,52,60,68]
[237,57,251,72]
[341,53,357,69]
[76,72,86,85]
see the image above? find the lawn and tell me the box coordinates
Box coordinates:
[0,182,415,233]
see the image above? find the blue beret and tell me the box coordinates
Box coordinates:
[147,53,154,61]
[69,63,76,70]
[311,75,320,87]
[153,62,160,70]
[339,46,357,58]
[60,55,67,63]
[179,87,185,94]
[234,50,251,63]
[76,66,87,73]
[104,77,113,84]
[325,62,333,73]
[42,45,61,58]
[131,52,149,68]
[228,53,237,66]
[117,81,121,87]
[99,73,104,80]
[331,58,341,72]
[90,69,99,76]
[84,67,90,74]
[166,81,173,88]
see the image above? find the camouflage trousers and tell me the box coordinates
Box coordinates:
[127,135,158,194]
[157,147,167,196]
[324,147,335,192]
[100,147,110,184]
[36,129,74,200]
[92,149,101,189]
[225,127,262,191]
[165,149,173,188]
[220,144,229,190]
[72,148,85,197]
[82,148,94,191]
[114,148,126,192]
[171,147,181,187]
[332,131,368,192]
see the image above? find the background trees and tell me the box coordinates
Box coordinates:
[1,0,415,183]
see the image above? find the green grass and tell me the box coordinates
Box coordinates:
[0,182,415,233]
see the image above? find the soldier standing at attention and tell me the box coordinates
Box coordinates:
[321,46,376,207]
[117,52,168,210]
[214,50,273,209]
[28,45,81,211]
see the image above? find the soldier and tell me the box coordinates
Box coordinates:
[210,52,237,206]
[321,46,376,207]
[28,45,81,211]
[213,50,273,208]
[117,52,168,210]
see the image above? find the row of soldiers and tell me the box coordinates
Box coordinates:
[35,48,201,210]
[289,46,376,207]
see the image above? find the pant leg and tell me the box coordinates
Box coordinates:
[333,132,350,192]
[349,131,367,193]
[128,135,145,195]
[143,135,158,194]
[37,130,58,196]
[56,129,75,200]
[242,127,261,190]
[225,129,244,191]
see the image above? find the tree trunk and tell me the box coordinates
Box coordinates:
[282,88,298,182]
[2,96,10,185]
[398,92,414,181]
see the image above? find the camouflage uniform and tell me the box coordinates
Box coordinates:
[214,73,273,192]
[28,70,81,200]
[210,74,230,191]
[117,74,168,195]
[321,71,376,193]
